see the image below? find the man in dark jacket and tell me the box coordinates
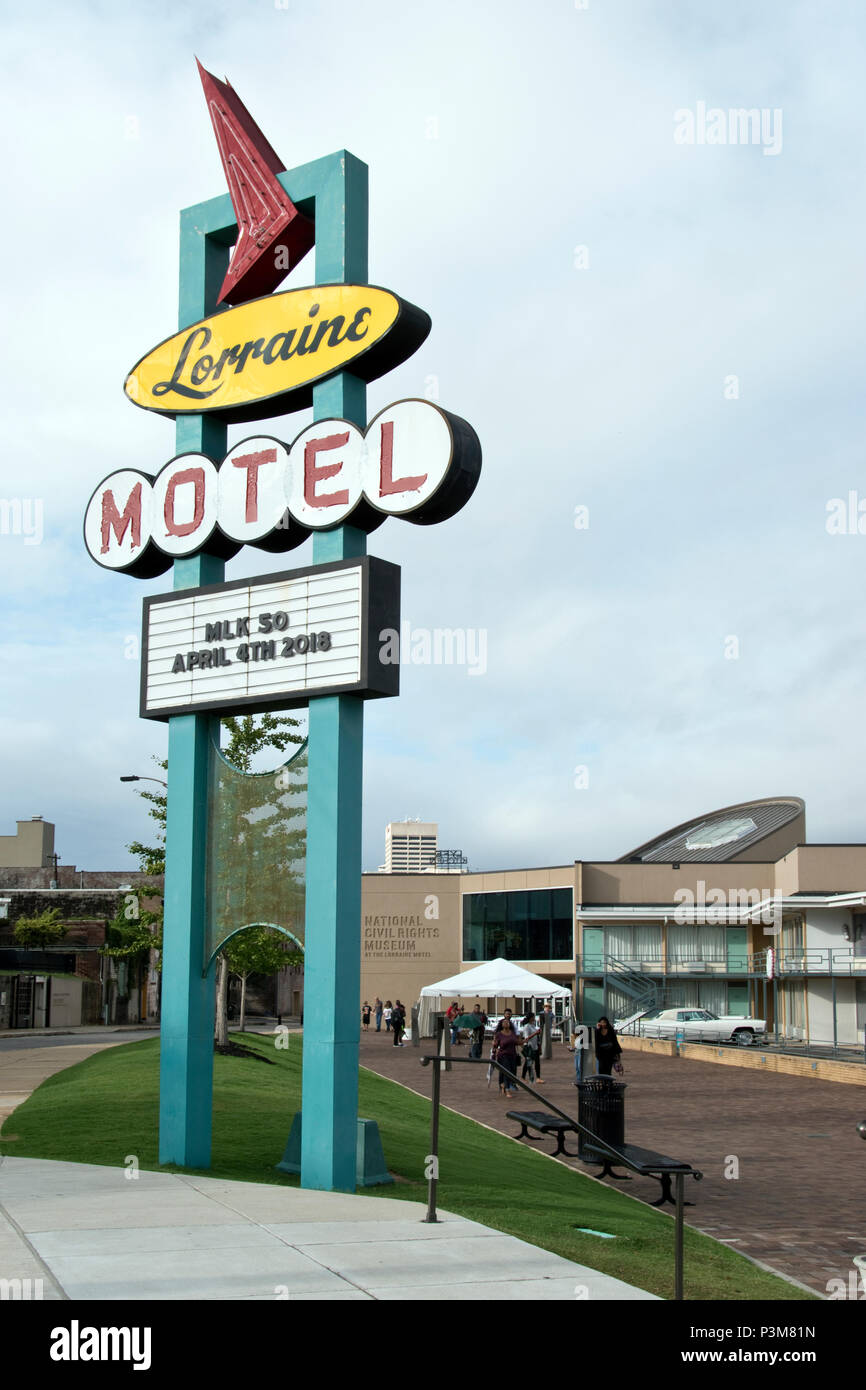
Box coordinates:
[392,999,406,1046]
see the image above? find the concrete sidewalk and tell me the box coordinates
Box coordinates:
[0,1040,141,1128]
[0,1157,658,1301]
[0,1025,160,1039]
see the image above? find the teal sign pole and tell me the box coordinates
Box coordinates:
[158,222,227,1167]
[302,155,369,1191]
[157,153,371,1185]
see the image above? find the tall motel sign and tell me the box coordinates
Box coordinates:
[84,64,481,1190]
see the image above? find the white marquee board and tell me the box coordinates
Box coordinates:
[140,556,400,719]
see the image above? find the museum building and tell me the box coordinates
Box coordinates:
[360,797,866,1045]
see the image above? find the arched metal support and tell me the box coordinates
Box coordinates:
[208,727,309,781]
[203,921,304,977]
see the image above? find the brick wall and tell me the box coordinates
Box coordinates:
[0,867,163,892]
[0,890,124,923]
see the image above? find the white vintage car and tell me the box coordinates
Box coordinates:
[615,1007,766,1046]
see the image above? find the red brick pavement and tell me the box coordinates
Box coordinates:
[360,1031,866,1296]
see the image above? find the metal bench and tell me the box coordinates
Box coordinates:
[506,1109,580,1157]
[582,1139,702,1207]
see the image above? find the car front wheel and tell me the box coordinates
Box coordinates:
[733,1029,755,1047]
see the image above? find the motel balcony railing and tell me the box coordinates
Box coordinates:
[577,949,866,978]
[754,946,866,976]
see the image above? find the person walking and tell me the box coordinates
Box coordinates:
[384,1001,393,1033]
[594,1016,623,1076]
[374,997,383,1032]
[539,1001,556,1064]
[447,1000,463,1045]
[392,999,406,1046]
[361,1001,371,1032]
[469,1006,487,1060]
[520,1011,542,1083]
[491,1015,520,1096]
[533,1009,548,1083]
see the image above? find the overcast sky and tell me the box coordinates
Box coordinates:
[2,0,865,874]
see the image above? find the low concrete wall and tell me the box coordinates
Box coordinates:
[620,1035,866,1086]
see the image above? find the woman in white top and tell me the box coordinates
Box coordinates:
[520,1012,542,1083]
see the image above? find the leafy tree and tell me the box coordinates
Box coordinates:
[126,719,303,872]
[112,755,167,1018]
[14,908,66,949]
[220,714,304,773]
[224,926,303,1032]
[102,896,163,961]
[99,897,162,1020]
[126,755,168,877]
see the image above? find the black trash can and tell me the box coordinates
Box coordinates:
[576,1077,626,1159]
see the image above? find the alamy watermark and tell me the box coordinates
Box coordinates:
[674,103,782,157]
[1,1278,44,1300]
[50,1323,151,1369]
[826,1269,865,1300]
[379,622,487,676]
[0,498,43,545]
[826,492,866,534]
[673,881,781,933]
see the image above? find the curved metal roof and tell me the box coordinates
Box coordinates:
[618,797,805,864]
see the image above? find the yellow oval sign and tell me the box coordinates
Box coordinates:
[124,284,430,422]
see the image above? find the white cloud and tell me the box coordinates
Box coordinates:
[2,0,866,872]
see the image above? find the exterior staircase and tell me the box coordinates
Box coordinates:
[604,956,660,1025]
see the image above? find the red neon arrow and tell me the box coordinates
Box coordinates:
[196,60,314,306]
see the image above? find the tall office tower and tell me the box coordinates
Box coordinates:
[382,820,438,873]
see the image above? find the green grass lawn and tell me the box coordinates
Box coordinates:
[0,1033,812,1302]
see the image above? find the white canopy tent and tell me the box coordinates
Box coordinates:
[416,958,572,1037]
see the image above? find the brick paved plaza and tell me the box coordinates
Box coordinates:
[360,1031,866,1296]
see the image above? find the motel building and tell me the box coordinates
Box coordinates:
[361,798,866,1047]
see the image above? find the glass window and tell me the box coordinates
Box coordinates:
[462,888,574,962]
[551,889,572,960]
[483,892,507,961]
[507,892,530,958]
[606,925,633,960]
[782,980,805,1036]
[527,890,550,958]
[462,895,485,961]
[667,925,726,963]
[633,925,662,963]
[782,915,804,959]
[699,982,727,1014]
